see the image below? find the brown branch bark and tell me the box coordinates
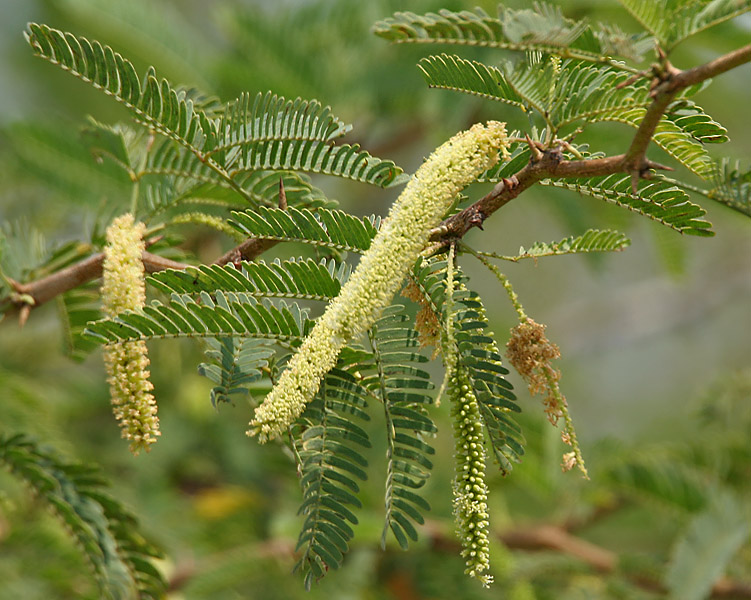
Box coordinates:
[8,251,190,312]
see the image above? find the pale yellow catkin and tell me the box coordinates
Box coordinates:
[249,122,509,442]
[101,213,160,455]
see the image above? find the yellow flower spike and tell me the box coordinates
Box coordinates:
[101,213,160,455]
[250,121,509,442]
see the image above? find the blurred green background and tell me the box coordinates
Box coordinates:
[1,1,750,598]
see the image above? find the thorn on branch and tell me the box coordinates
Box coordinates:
[18,304,31,328]
[615,69,650,90]
[525,133,544,163]
[645,159,674,173]
[502,176,519,191]
[278,177,287,210]
[468,209,486,231]
[630,171,640,195]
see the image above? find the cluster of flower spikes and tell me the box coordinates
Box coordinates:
[101,213,160,454]
[249,121,510,442]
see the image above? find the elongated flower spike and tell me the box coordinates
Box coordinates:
[250,121,509,442]
[101,213,160,455]
[442,244,493,587]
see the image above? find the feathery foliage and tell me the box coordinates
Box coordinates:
[476,229,631,262]
[373,5,652,65]
[198,337,276,406]
[229,206,379,254]
[540,176,713,235]
[619,0,751,51]
[292,360,372,590]
[24,23,405,205]
[664,492,750,600]
[0,433,166,599]
[366,305,435,550]
[84,293,314,344]
[704,159,751,216]
[412,257,524,474]
[149,259,348,302]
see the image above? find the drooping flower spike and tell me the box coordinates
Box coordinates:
[101,213,160,455]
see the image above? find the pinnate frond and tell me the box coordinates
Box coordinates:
[211,91,351,153]
[0,433,166,599]
[418,54,524,109]
[665,491,751,600]
[25,23,405,199]
[420,54,655,131]
[227,139,406,187]
[541,175,713,236]
[58,281,103,361]
[365,305,435,549]
[373,5,650,66]
[605,453,708,512]
[705,159,751,216]
[479,229,631,262]
[84,293,313,344]
[293,367,372,589]
[619,0,751,51]
[598,103,726,179]
[230,206,379,254]
[198,337,275,406]
[25,23,214,158]
[149,258,349,301]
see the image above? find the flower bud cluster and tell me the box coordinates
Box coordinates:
[450,364,493,587]
[101,213,159,455]
[250,122,509,442]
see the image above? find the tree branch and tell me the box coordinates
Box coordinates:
[8,250,190,312]
[431,43,751,241]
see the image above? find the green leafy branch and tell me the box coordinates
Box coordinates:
[0,433,166,599]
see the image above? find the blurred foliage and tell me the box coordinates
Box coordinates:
[0,0,750,598]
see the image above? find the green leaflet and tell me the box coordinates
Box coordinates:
[704,158,751,216]
[293,365,372,589]
[596,104,726,179]
[477,229,631,262]
[25,23,406,203]
[419,54,650,129]
[149,258,348,301]
[198,337,275,406]
[58,281,103,361]
[83,294,314,344]
[211,91,351,152]
[0,433,166,599]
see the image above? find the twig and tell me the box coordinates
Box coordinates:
[8,250,190,313]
